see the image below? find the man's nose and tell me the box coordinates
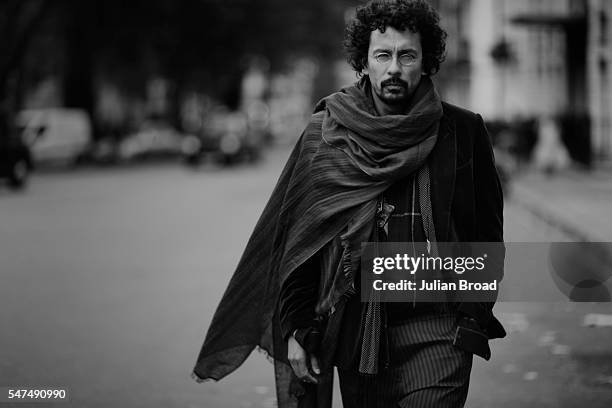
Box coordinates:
[386,55,402,75]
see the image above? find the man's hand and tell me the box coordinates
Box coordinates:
[288,334,320,384]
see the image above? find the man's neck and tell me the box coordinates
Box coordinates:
[370,89,411,116]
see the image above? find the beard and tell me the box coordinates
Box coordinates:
[377,78,410,105]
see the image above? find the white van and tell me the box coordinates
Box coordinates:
[17,109,91,164]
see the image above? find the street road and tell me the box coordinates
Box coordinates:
[1,149,611,407]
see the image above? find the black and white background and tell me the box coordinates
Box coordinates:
[1,1,612,407]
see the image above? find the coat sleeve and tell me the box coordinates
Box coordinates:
[278,253,320,341]
[473,114,504,244]
[473,114,505,291]
[457,114,505,334]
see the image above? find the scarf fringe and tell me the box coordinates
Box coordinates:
[191,371,210,384]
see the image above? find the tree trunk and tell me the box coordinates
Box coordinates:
[62,0,98,140]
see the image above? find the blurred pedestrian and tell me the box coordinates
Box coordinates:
[193,1,505,407]
[534,114,570,174]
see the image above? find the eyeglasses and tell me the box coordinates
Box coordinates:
[373,52,418,66]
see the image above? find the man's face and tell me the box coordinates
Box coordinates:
[363,27,424,107]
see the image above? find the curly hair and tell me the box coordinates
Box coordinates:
[344,0,447,76]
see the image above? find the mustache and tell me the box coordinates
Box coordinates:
[381,78,408,89]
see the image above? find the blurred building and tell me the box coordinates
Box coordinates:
[437,0,576,119]
[588,0,612,161]
[434,0,612,164]
[429,1,472,107]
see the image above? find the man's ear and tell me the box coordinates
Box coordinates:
[362,61,369,76]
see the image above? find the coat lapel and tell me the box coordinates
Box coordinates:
[429,106,456,242]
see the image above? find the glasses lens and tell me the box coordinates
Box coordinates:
[375,53,391,64]
[398,55,415,66]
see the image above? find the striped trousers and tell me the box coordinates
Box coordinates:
[338,314,473,408]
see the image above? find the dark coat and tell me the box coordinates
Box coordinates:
[330,100,506,367]
[297,101,507,408]
[430,101,506,351]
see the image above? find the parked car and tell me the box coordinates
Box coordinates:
[119,121,193,160]
[0,117,32,189]
[184,109,264,166]
[16,108,91,165]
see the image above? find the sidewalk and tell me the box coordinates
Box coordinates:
[510,168,612,242]
[481,169,612,407]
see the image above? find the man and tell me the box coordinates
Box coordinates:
[193,1,505,407]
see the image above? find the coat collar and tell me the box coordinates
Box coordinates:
[429,105,456,242]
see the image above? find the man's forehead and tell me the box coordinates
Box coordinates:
[369,27,421,50]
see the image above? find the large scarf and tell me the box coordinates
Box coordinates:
[193,76,443,407]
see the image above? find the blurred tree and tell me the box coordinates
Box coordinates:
[3,0,351,138]
[62,1,96,123]
[0,0,52,137]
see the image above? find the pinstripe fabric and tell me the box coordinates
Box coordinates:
[339,314,473,408]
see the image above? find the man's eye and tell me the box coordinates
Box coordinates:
[399,54,416,65]
[375,53,392,62]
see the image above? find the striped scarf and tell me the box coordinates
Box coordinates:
[193,76,442,406]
